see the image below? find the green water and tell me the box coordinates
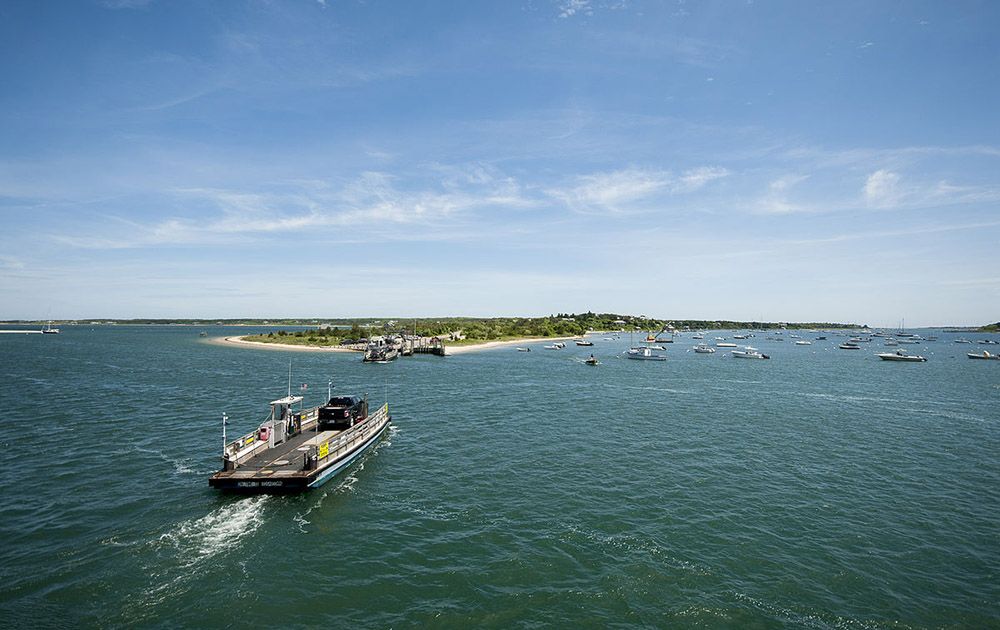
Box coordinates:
[1,327,998,628]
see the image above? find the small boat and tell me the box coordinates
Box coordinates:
[954,338,972,344]
[814,336,827,340]
[715,342,738,348]
[692,334,705,340]
[877,349,927,362]
[978,340,999,345]
[968,350,1000,360]
[626,346,666,361]
[42,321,60,334]
[693,343,716,354]
[555,342,566,348]
[794,340,812,345]
[714,337,725,341]
[733,334,748,340]
[516,347,531,352]
[884,339,898,346]
[898,339,920,344]
[585,355,599,366]
[543,344,562,350]
[731,346,769,359]
[199,331,208,337]
[576,340,594,346]
[839,342,861,350]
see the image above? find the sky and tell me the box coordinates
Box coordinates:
[1,0,998,326]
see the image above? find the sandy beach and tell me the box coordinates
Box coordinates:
[206,336,361,353]
[444,335,582,354]
[209,334,584,354]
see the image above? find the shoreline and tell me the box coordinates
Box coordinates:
[207,336,361,353]
[208,334,586,355]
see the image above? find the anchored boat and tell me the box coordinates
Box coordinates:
[877,349,927,362]
[209,392,391,493]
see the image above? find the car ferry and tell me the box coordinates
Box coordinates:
[209,392,391,493]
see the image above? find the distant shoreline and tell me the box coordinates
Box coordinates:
[209,334,584,355]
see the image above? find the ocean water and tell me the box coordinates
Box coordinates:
[1,327,998,628]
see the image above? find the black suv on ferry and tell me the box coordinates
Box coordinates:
[318,396,368,429]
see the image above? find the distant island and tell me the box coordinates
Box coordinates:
[981,322,1000,332]
[225,313,861,349]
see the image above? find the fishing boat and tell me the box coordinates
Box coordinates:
[877,349,927,362]
[693,343,715,354]
[731,346,769,359]
[968,350,1000,360]
[209,391,391,493]
[626,346,666,361]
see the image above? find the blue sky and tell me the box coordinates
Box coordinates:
[1,0,998,326]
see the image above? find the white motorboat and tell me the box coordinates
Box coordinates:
[693,343,716,354]
[516,347,531,352]
[626,346,666,361]
[877,349,927,362]
[692,333,705,340]
[543,344,562,350]
[716,342,738,348]
[954,338,972,344]
[968,350,1000,360]
[794,340,812,345]
[839,342,861,350]
[884,339,898,346]
[731,346,769,359]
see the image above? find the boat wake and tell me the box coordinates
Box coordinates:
[127,496,270,618]
[156,495,269,569]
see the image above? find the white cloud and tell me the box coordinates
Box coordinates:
[50,168,538,249]
[548,166,728,214]
[752,174,810,214]
[863,169,902,208]
[558,0,592,18]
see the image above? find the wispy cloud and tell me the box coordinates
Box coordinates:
[558,0,593,18]
[49,167,539,249]
[547,166,728,214]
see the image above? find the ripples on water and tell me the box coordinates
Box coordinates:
[0,327,998,627]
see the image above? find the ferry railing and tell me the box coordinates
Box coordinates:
[306,404,389,469]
